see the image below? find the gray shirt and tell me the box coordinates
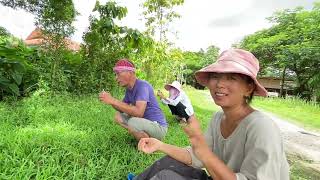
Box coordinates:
[186,110,289,180]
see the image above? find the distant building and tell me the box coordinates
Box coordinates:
[257,77,296,97]
[24,28,80,51]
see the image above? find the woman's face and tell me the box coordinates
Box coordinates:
[207,73,254,108]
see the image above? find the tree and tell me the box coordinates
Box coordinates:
[239,3,320,100]
[76,1,147,93]
[0,26,11,37]
[0,36,39,99]
[142,0,184,42]
[1,0,79,92]
[202,45,219,67]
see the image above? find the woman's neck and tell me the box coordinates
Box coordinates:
[222,104,254,125]
[220,104,254,138]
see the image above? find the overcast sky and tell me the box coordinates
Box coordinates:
[0,0,316,51]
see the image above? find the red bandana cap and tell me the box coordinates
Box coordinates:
[113,59,135,73]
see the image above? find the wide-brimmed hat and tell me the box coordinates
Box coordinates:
[195,49,267,96]
[165,81,181,92]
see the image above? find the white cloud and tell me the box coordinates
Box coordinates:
[71,0,96,43]
[0,5,35,39]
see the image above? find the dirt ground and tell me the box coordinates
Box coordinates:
[263,111,320,163]
[262,111,320,175]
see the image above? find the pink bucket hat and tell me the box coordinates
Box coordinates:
[113,59,135,73]
[195,49,267,96]
[165,81,181,92]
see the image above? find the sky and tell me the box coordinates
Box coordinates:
[0,0,316,51]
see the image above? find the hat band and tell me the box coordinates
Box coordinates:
[220,59,257,76]
[113,66,135,72]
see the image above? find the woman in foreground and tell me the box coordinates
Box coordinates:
[129,49,289,180]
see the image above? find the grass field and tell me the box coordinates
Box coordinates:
[0,88,319,179]
[252,96,320,131]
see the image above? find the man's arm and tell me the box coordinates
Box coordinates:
[112,100,147,118]
[99,91,147,118]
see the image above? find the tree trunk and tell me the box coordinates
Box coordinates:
[280,66,287,98]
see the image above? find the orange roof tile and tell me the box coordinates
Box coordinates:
[24,28,80,51]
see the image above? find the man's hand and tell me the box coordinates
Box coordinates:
[99,91,115,105]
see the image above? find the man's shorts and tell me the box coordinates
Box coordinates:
[120,113,167,140]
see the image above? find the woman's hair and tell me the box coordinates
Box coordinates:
[238,74,255,104]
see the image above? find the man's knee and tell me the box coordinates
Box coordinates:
[114,113,125,124]
[127,118,140,130]
[114,114,120,121]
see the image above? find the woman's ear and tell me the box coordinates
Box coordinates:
[246,82,255,96]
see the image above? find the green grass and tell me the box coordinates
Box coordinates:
[0,89,216,179]
[0,88,319,179]
[0,93,160,179]
[252,96,320,131]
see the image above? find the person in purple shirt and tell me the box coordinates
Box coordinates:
[99,59,167,141]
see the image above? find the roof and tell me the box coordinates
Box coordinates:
[24,28,80,51]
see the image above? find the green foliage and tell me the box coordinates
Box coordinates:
[131,41,172,86]
[0,0,217,98]
[142,0,184,41]
[0,0,77,37]
[202,45,220,67]
[239,3,320,100]
[0,36,39,98]
[0,26,11,37]
[75,1,147,93]
[0,0,45,14]
[182,45,219,88]
[1,0,78,93]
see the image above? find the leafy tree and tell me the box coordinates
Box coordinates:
[0,36,39,99]
[239,3,320,100]
[0,0,76,40]
[0,26,11,37]
[129,38,171,86]
[181,45,219,89]
[202,45,219,67]
[76,1,146,93]
[142,0,184,42]
[1,0,78,92]
[182,50,204,88]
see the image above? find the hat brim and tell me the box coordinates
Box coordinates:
[195,61,267,97]
[164,84,181,92]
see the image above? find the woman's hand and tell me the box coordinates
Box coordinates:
[157,90,165,99]
[182,116,212,161]
[138,138,163,154]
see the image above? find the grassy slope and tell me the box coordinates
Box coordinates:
[0,88,319,179]
[0,90,216,179]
